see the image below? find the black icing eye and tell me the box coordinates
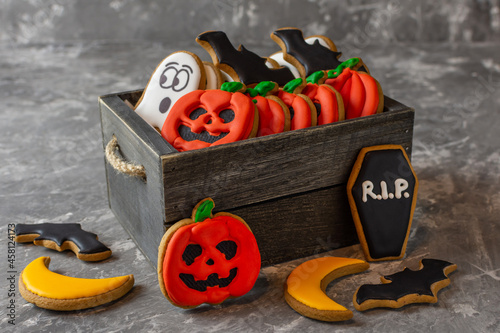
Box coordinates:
[160,66,178,89]
[172,69,190,92]
[219,109,235,123]
[189,108,207,120]
[216,240,237,260]
[182,244,202,266]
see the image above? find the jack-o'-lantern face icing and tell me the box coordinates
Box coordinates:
[158,198,261,308]
[134,51,206,130]
[162,89,257,151]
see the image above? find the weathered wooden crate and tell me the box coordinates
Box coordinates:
[99,90,414,267]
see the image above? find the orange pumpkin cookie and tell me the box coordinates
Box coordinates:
[245,81,291,136]
[324,59,384,119]
[278,78,317,130]
[158,198,261,308]
[161,83,258,152]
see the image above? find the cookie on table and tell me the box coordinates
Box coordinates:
[285,256,369,322]
[19,256,134,311]
[134,51,206,130]
[347,145,418,261]
[353,258,457,311]
[158,198,261,308]
[15,223,111,262]
[196,30,295,87]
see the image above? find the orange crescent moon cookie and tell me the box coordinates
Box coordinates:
[19,257,134,311]
[284,257,369,322]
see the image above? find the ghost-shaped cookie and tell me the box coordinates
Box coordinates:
[134,51,206,130]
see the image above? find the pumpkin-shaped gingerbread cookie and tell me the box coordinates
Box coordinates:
[324,58,384,119]
[158,198,261,308]
[301,71,345,125]
[161,86,258,151]
[278,78,317,130]
[245,81,291,136]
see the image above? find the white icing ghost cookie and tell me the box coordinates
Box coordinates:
[135,51,206,130]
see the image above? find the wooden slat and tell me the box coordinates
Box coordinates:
[162,99,414,222]
[99,94,174,266]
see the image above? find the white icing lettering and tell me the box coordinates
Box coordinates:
[361,178,411,202]
[362,181,377,202]
[395,178,409,199]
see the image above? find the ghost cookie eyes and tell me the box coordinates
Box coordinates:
[134,51,206,130]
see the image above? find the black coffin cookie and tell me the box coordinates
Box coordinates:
[347,145,418,261]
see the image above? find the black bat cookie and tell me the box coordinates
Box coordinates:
[15,223,112,261]
[271,27,368,77]
[196,31,295,87]
[353,258,457,311]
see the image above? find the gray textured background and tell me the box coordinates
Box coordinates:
[1,0,500,45]
[1,1,499,332]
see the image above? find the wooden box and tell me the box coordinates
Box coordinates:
[99,90,414,267]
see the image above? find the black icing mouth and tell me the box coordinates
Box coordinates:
[179,268,238,291]
[178,125,228,143]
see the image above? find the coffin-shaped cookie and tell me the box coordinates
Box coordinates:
[347,145,418,261]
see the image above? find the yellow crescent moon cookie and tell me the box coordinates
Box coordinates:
[284,257,369,322]
[19,257,134,311]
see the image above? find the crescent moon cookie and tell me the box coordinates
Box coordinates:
[15,223,111,262]
[19,257,134,311]
[134,51,206,130]
[285,257,369,322]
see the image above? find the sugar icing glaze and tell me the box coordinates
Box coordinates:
[21,257,131,299]
[286,257,368,311]
[135,51,204,129]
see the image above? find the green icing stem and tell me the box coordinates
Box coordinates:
[246,81,276,97]
[306,71,325,85]
[327,58,360,79]
[283,78,303,93]
[194,199,214,223]
[221,81,244,93]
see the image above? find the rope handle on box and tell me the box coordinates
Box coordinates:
[105,135,146,180]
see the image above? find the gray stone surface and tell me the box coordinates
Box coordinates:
[1,29,499,333]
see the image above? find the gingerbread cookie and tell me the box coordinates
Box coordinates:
[158,198,261,308]
[301,72,345,124]
[134,51,206,130]
[324,58,384,119]
[271,27,368,78]
[278,78,317,130]
[203,61,223,89]
[161,83,259,151]
[15,223,111,261]
[196,31,295,87]
[285,257,369,322]
[245,81,291,136]
[347,145,418,261]
[354,258,457,311]
[269,35,337,78]
[19,257,134,311]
